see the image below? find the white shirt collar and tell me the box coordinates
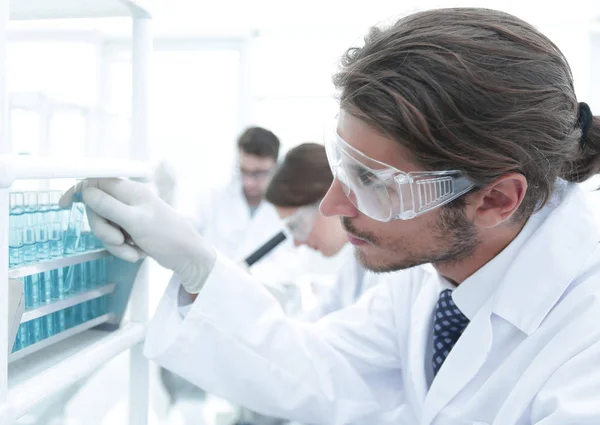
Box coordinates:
[448,182,600,335]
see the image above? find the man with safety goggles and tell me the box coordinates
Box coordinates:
[63,7,600,425]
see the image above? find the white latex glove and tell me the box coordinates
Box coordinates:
[59,178,216,293]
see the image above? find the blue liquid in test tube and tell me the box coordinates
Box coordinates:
[86,260,97,289]
[63,306,73,329]
[22,192,38,264]
[49,191,64,258]
[63,201,84,256]
[53,310,66,334]
[49,222,63,259]
[71,304,82,327]
[51,267,65,300]
[16,323,28,350]
[99,258,108,286]
[41,270,53,304]
[44,313,55,338]
[36,192,51,261]
[27,317,45,345]
[80,300,90,323]
[12,326,22,352]
[9,227,23,269]
[24,273,41,309]
[9,193,25,268]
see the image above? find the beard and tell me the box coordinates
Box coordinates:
[343,202,479,273]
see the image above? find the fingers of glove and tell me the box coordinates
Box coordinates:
[85,206,125,246]
[59,178,150,209]
[102,242,146,263]
[94,178,151,205]
[83,186,138,231]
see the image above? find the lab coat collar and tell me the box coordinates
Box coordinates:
[452,182,600,335]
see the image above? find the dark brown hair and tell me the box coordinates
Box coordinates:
[237,126,280,160]
[334,8,600,219]
[266,143,333,207]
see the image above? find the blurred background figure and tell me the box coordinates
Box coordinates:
[233,143,389,425]
[160,127,306,425]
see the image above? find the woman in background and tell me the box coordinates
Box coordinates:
[233,142,380,425]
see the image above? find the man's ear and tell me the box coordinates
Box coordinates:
[468,174,527,228]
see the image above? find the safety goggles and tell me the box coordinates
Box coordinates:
[325,131,475,222]
[282,203,320,242]
[239,167,274,180]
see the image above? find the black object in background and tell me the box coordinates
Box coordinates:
[244,231,287,266]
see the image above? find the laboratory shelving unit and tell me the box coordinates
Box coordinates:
[0,1,154,425]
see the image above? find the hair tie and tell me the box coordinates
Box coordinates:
[578,102,593,147]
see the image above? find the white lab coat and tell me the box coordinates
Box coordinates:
[146,182,600,425]
[182,180,301,284]
[299,245,373,322]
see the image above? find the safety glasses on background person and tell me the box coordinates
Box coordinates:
[238,167,275,181]
[324,129,475,222]
[282,203,320,242]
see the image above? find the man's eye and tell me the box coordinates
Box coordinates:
[358,171,378,185]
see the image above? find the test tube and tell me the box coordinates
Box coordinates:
[49,222,63,259]
[9,227,24,268]
[63,180,95,256]
[69,305,81,328]
[63,264,80,296]
[15,323,28,350]
[86,260,98,290]
[44,312,55,338]
[80,264,89,318]
[98,257,108,286]
[84,221,96,252]
[12,326,22,352]
[62,183,88,293]
[22,192,38,264]
[90,295,99,318]
[62,200,84,256]
[51,267,65,300]
[53,309,66,334]
[9,193,25,268]
[48,191,65,258]
[27,317,45,345]
[36,192,51,261]
[41,270,53,304]
[9,192,25,228]
[80,299,90,323]
[24,273,41,308]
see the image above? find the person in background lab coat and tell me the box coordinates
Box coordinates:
[182,126,300,283]
[160,126,299,424]
[65,8,600,425]
[234,143,386,425]
[266,143,373,320]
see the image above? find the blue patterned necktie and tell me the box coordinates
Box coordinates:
[432,289,470,376]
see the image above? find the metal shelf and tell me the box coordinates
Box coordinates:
[9,313,114,363]
[21,283,116,323]
[8,250,110,279]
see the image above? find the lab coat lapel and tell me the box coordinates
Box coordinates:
[421,302,493,425]
[406,273,439,417]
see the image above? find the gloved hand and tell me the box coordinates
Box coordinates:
[60,178,217,293]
